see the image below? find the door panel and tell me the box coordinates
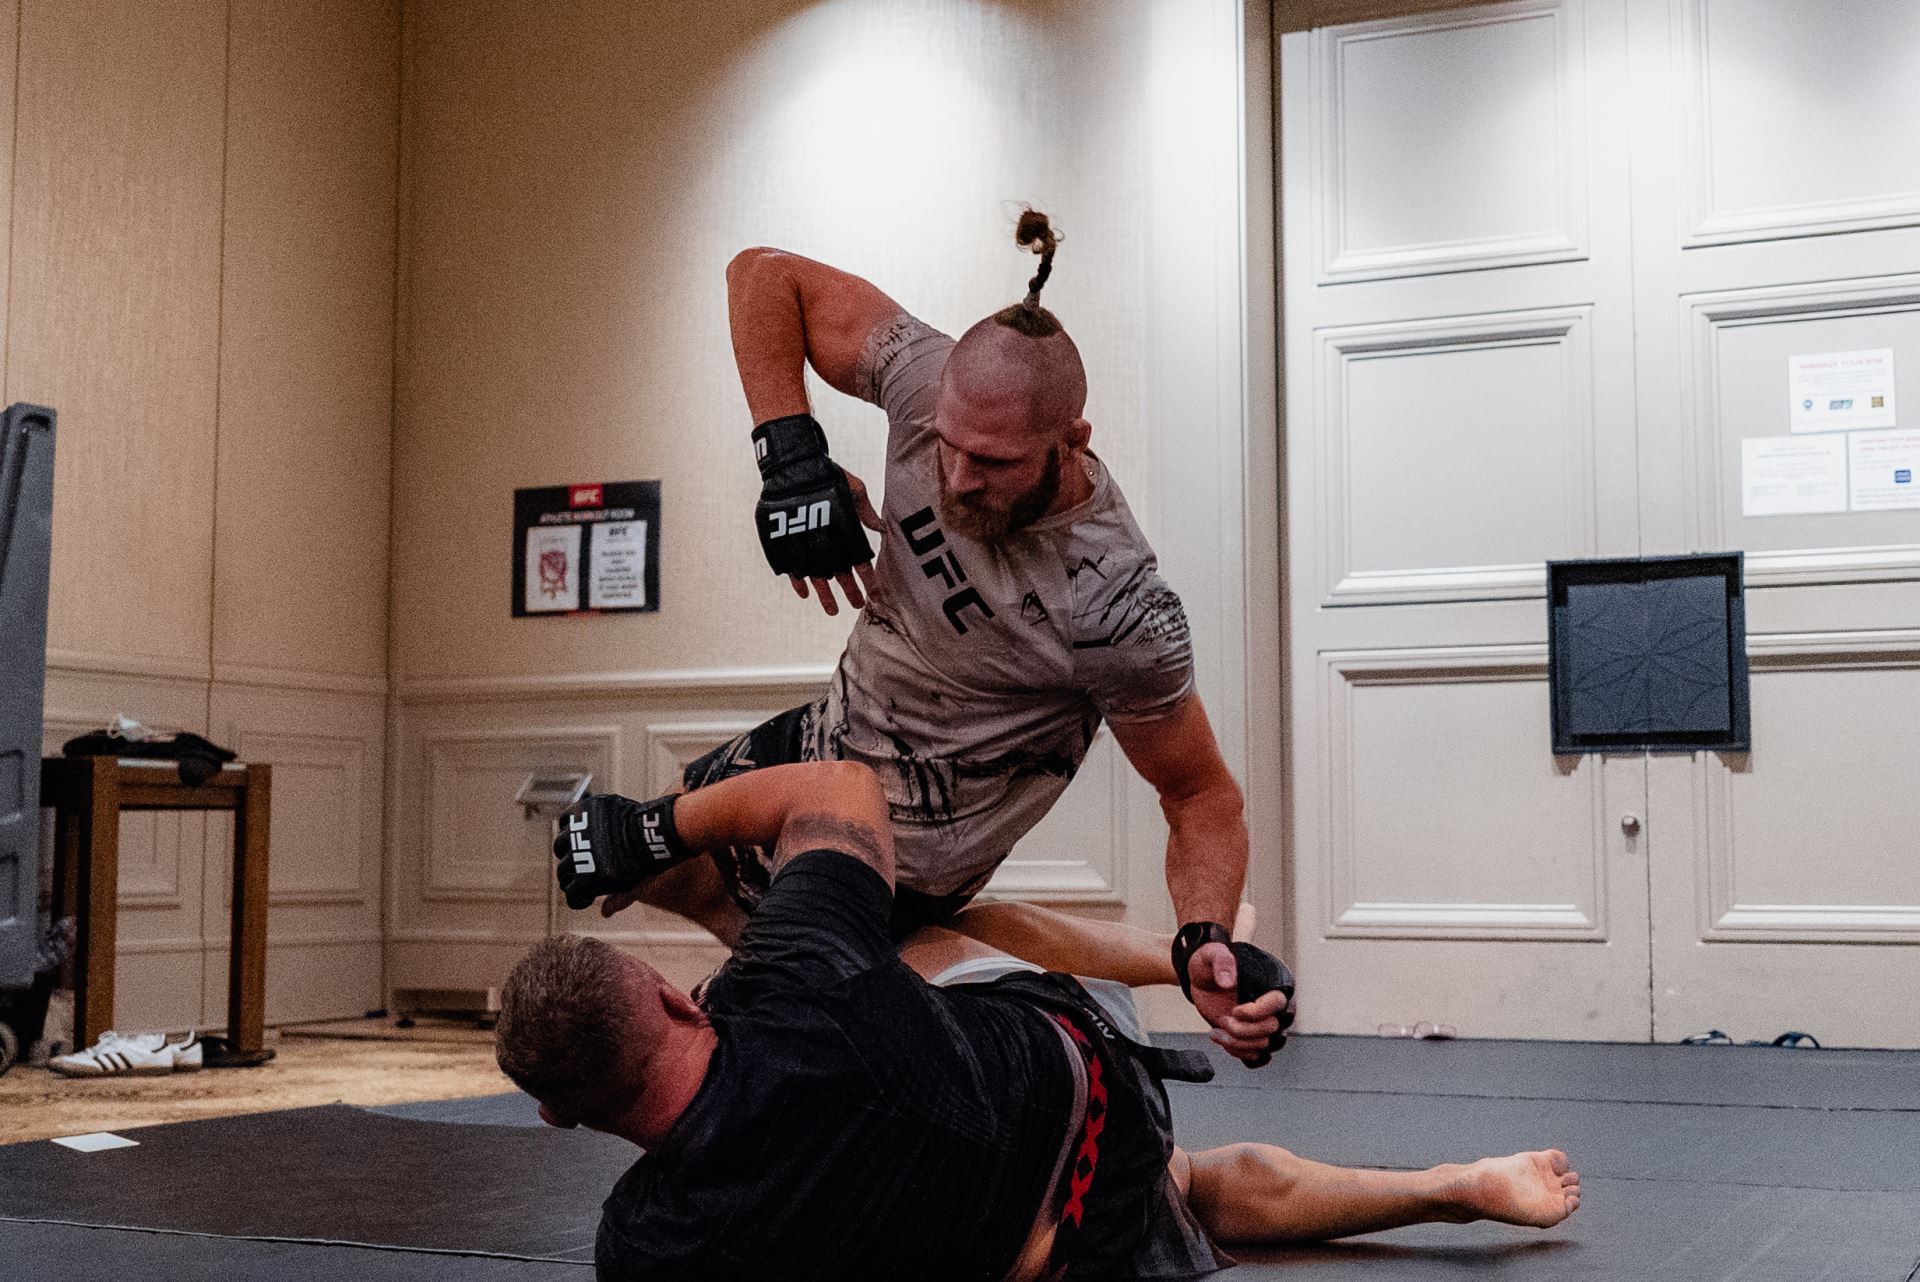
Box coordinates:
[1326,651,1637,943]
[1283,0,1650,1039]
[1630,0,1920,1045]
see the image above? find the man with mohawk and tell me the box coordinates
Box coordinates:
[566,211,1289,1065]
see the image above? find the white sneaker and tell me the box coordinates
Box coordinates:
[49,1030,173,1078]
[163,1032,203,1073]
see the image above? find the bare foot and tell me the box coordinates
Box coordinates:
[1452,1149,1580,1228]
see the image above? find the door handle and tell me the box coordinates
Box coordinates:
[1620,814,1641,835]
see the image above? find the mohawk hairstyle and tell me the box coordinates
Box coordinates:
[992,208,1064,338]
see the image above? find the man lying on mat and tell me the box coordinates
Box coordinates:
[504,762,1580,1282]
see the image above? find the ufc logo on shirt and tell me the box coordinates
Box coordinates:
[767,499,833,539]
[900,506,996,635]
[565,811,595,873]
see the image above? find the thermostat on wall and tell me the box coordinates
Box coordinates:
[514,772,592,819]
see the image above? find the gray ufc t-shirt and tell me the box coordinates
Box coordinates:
[806,313,1194,896]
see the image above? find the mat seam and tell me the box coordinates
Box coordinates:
[0,1215,594,1267]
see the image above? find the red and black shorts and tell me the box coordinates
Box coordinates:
[985,972,1230,1281]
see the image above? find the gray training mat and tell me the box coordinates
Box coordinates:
[0,1104,629,1262]
[1158,1034,1920,1281]
[6,1036,1920,1280]
[0,1220,590,1281]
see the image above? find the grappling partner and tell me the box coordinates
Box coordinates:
[509,761,1582,1281]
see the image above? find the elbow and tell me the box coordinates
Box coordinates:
[726,246,787,294]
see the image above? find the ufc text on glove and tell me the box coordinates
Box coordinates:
[552,793,700,910]
[752,413,873,580]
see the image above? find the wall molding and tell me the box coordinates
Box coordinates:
[1318,308,1596,605]
[1677,0,1920,248]
[1313,0,1587,282]
[397,663,836,705]
[417,724,620,906]
[1692,635,1920,944]
[1321,645,1611,939]
[1684,276,1920,586]
[231,727,372,906]
[46,648,210,683]
[213,662,386,697]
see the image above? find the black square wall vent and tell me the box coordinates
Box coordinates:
[1546,553,1749,754]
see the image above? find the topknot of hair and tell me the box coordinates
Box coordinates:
[1014,208,1061,258]
[1001,206,1063,333]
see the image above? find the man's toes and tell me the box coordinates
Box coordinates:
[1545,1149,1569,1175]
[1561,1172,1580,1188]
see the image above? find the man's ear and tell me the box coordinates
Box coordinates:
[658,982,709,1027]
[1066,416,1092,452]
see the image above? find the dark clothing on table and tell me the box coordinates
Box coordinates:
[594,850,1225,1282]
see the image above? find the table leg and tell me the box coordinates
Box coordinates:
[76,758,120,1050]
[227,764,271,1059]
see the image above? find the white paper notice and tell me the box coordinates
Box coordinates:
[1790,348,1897,433]
[1741,435,1847,516]
[1848,428,1920,511]
[52,1132,140,1152]
[523,524,581,612]
[590,519,647,609]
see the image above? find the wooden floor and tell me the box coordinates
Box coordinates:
[0,1029,509,1145]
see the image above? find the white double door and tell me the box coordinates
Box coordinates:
[1281,0,1920,1044]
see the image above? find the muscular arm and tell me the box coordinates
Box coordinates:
[1110,693,1286,1062]
[672,760,895,888]
[945,901,1177,988]
[1109,693,1249,931]
[725,247,905,423]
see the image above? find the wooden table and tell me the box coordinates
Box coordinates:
[40,756,273,1066]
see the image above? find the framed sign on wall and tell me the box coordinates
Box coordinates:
[512,480,660,618]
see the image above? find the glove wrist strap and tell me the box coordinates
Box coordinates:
[751,413,829,478]
[1171,921,1232,1003]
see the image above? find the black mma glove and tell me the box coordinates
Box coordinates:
[1172,921,1297,1067]
[552,793,699,910]
[752,413,873,580]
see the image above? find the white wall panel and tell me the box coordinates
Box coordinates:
[419,729,619,906]
[1315,0,1586,281]
[1683,277,1920,585]
[1325,648,1615,937]
[1319,308,1595,604]
[1678,0,1920,246]
[1687,643,1920,942]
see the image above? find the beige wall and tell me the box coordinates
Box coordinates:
[14,0,399,1031]
[11,0,1275,1033]
[393,0,1162,684]
[387,0,1277,1029]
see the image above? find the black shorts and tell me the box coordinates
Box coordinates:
[985,971,1229,1280]
[680,703,977,941]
